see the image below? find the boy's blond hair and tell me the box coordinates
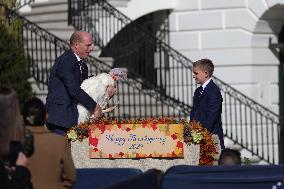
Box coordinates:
[193,59,214,77]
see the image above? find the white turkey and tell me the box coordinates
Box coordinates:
[77,68,127,123]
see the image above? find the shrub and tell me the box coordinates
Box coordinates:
[0,9,33,105]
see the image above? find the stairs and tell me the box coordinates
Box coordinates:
[21,0,73,41]
[21,0,115,97]
[18,0,186,120]
[21,0,130,42]
[224,138,264,165]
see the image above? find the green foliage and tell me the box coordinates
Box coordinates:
[243,157,252,165]
[0,18,33,105]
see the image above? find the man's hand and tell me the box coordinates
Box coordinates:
[93,104,102,119]
[106,85,116,98]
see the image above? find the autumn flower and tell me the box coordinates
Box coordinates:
[66,129,78,142]
[191,130,203,144]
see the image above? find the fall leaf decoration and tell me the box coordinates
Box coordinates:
[66,122,89,142]
[66,117,180,142]
[183,120,218,166]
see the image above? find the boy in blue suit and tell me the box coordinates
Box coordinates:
[190,59,225,149]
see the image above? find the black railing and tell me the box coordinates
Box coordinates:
[68,0,280,164]
[1,5,188,122]
[4,12,69,90]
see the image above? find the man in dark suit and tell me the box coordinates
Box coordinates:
[46,31,115,135]
[190,59,225,149]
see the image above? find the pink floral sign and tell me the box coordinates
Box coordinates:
[89,124,184,158]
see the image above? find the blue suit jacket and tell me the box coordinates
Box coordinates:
[190,80,224,149]
[46,50,96,128]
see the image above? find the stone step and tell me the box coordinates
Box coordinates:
[108,96,183,116]
[22,0,67,16]
[23,47,101,61]
[22,0,72,34]
[24,58,113,75]
[108,0,131,7]
[115,95,164,106]
[36,21,73,30]
[224,137,266,164]
[91,57,114,67]
[108,106,184,118]
[24,11,68,23]
[28,77,48,103]
[240,149,262,164]
[45,29,75,41]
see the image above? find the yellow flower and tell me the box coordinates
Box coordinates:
[67,129,78,142]
[191,130,203,144]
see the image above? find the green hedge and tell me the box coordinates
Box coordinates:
[0,19,33,105]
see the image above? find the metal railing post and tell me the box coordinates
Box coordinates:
[279,119,284,163]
